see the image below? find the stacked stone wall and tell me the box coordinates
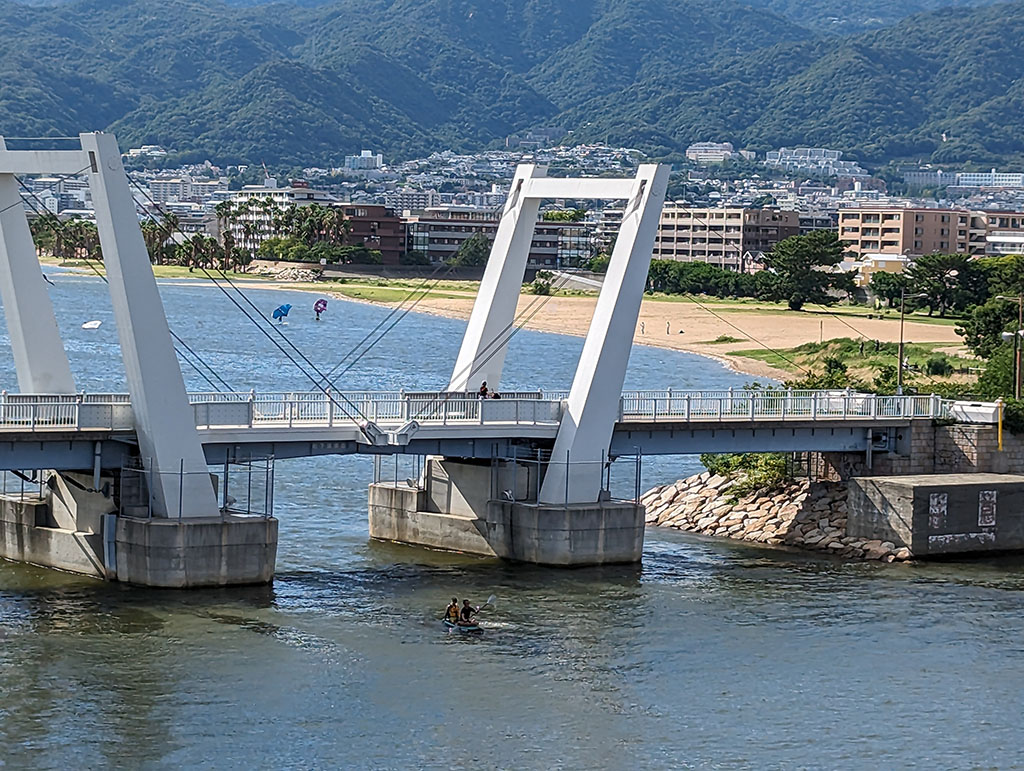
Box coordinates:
[643,472,912,562]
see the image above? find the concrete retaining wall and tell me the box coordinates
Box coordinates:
[848,473,1024,555]
[0,494,107,578]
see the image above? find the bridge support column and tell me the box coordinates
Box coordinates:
[0,141,75,394]
[368,458,643,565]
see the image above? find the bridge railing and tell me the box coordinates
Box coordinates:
[187,391,563,429]
[615,390,947,422]
[0,393,134,431]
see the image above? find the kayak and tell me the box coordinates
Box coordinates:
[444,620,482,634]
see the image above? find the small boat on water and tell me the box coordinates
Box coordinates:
[444,620,482,635]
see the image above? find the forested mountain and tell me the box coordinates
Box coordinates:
[1,0,1023,167]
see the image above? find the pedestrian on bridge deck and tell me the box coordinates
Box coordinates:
[478,381,489,398]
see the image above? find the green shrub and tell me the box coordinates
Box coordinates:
[925,354,953,376]
[699,452,789,497]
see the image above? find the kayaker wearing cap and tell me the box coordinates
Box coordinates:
[444,598,460,624]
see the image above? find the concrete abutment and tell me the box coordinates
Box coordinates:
[0,470,278,586]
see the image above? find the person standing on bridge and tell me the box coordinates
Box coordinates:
[478,381,489,398]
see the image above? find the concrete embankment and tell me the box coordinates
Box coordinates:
[642,472,913,562]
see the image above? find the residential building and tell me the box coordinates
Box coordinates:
[968,210,1024,256]
[384,188,441,212]
[652,206,800,271]
[403,205,588,268]
[344,150,383,171]
[765,147,868,178]
[337,204,404,264]
[956,170,1024,189]
[847,254,911,289]
[837,206,969,258]
[685,142,736,164]
[799,212,837,235]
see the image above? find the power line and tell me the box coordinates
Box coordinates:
[682,293,811,375]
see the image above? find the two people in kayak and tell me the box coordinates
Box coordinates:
[444,597,479,626]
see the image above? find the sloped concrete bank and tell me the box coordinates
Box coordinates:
[642,472,914,562]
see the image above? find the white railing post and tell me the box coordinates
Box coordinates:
[811,392,818,420]
[749,394,755,420]
[652,398,657,422]
[781,391,787,419]
[870,394,877,418]
[328,389,334,427]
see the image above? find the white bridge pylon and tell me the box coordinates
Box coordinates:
[449,162,670,504]
[0,133,218,518]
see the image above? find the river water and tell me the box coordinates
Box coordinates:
[1,273,1024,769]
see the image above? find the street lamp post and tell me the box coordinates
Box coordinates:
[996,295,1024,400]
[897,290,927,395]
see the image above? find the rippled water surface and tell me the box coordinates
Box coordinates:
[1,273,1023,769]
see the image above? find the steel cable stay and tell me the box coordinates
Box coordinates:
[809,301,948,391]
[407,267,587,420]
[0,166,92,218]
[314,259,459,386]
[125,178,376,430]
[15,177,233,394]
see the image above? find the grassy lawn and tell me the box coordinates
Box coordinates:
[642,292,965,327]
[729,338,980,384]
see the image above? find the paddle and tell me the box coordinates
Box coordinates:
[477,594,497,613]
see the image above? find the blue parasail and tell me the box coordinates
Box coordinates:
[272,304,292,322]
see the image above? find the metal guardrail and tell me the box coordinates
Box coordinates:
[0,389,956,433]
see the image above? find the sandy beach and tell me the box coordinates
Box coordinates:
[318,289,965,381]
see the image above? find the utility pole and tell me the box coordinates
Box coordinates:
[997,295,1024,400]
[897,289,927,395]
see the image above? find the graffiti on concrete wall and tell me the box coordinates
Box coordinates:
[978,490,997,528]
[929,492,948,530]
[929,532,997,548]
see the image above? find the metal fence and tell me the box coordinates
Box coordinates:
[0,388,960,433]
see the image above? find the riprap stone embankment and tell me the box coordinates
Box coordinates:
[642,472,913,562]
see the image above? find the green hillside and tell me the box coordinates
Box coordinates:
[1,0,1023,166]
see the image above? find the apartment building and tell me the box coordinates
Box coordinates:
[652,206,800,271]
[685,142,736,164]
[969,210,1024,256]
[384,188,441,212]
[403,205,588,268]
[337,204,404,264]
[838,207,969,258]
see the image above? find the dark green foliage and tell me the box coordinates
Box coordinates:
[400,249,430,266]
[904,253,986,317]
[956,298,1020,358]
[976,346,1016,399]
[699,452,790,497]
[1002,399,1024,435]
[926,354,953,376]
[448,232,491,267]
[869,271,908,308]
[760,230,850,310]
[1,0,1019,165]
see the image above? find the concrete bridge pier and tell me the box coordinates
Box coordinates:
[0,469,278,587]
[368,457,643,565]
[0,132,278,587]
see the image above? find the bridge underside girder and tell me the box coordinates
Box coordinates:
[0,420,907,472]
[610,422,900,456]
